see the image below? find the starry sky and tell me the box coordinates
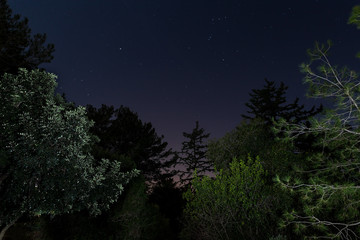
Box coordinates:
[9,0,360,150]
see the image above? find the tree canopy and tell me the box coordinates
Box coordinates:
[207,119,296,177]
[0,69,137,239]
[86,104,172,182]
[182,156,279,240]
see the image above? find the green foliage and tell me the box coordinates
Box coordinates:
[38,103,176,239]
[0,0,54,75]
[346,6,360,59]
[206,120,297,239]
[0,69,138,238]
[43,179,178,240]
[348,5,360,29]
[207,119,296,177]
[275,41,360,239]
[182,156,278,240]
[174,121,212,186]
[44,177,174,240]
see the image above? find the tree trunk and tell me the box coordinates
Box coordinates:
[0,217,20,240]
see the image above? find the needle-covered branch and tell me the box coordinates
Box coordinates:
[274,41,360,239]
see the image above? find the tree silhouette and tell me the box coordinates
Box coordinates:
[0,0,54,75]
[242,79,322,125]
[86,104,173,182]
[174,121,212,186]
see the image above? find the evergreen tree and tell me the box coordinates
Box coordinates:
[275,40,360,239]
[0,0,54,75]
[348,5,360,58]
[86,104,173,182]
[174,121,212,186]
[242,79,322,125]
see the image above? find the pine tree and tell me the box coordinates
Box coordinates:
[274,41,360,239]
[86,104,173,182]
[0,0,54,75]
[242,79,322,125]
[174,121,212,186]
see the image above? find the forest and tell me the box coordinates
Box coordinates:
[1,1,360,239]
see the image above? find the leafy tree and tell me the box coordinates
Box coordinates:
[274,41,360,239]
[182,156,278,240]
[242,78,322,125]
[207,119,297,177]
[45,177,173,240]
[0,0,54,75]
[173,121,212,186]
[0,69,137,239]
[40,105,173,239]
[42,177,174,240]
[86,104,172,182]
[206,120,297,239]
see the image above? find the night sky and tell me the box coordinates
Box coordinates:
[9,0,360,150]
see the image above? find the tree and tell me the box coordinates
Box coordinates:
[206,119,297,239]
[0,0,54,75]
[182,156,278,240]
[0,69,137,239]
[348,5,360,59]
[274,40,360,239]
[207,119,296,177]
[39,105,173,239]
[242,79,322,125]
[349,5,360,28]
[241,79,323,156]
[149,177,185,238]
[173,121,212,186]
[86,104,172,182]
[113,176,173,240]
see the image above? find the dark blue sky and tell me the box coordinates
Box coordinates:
[9,0,360,150]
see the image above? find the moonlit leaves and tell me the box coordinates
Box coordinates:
[183,156,270,238]
[0,69,137,229]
